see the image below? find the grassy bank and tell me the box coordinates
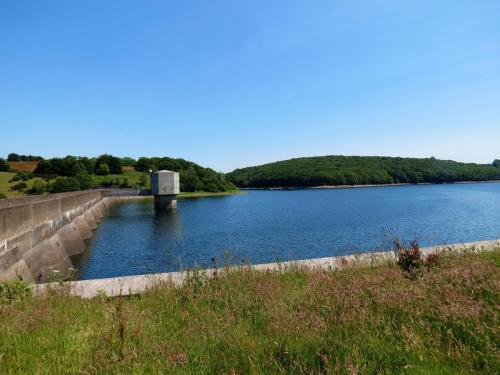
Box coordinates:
[0,171,41,198]
[0,249,498,374]
[179,190,242,198]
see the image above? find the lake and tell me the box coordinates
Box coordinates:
[74,182,500,279]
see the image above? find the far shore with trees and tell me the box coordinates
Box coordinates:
[2,153,499,199]
[0,153,236,198]
[227,155,500,188]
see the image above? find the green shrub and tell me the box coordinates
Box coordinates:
[138,173,148,188]
[100,177,114,188]
[393,239,440,279]
[96,163,110,176]
[75,173,93,190]
[50,177,81,193]
[0,280,32,304]
[11,181,27,192]
[9,171,34,182]
[0,193,7,199]
[0,158,9,172]
[119,178,130,188]
[26,180,48,195]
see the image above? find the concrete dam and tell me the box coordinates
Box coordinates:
[0,171,179,283]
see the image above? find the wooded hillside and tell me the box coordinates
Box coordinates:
[227,156,500,188]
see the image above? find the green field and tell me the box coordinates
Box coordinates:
[0,171,145,199]
[0,172,43,198]
[0,249,498,374]
[93,169,148,187]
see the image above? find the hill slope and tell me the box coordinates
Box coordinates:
[227,155,500,188]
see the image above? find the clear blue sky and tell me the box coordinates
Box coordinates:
[1,1,499,172]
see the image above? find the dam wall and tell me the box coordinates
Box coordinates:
[0,190,106,282]
[0,189,149,283]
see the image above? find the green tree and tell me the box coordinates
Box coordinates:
[135,157,154,172]
[95,154,122,174]
[26,180,48,195]
[493,159,500,168]
[138,173,149,188]
[96,163,110,176]
[7,153,21,162]
[0,158,10,172]
[50,177,81,193]
[120,157,136,167]
[75,173,93,190]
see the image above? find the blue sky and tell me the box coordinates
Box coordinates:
[1,1,499,172]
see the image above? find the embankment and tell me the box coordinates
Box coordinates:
[35,239,499,298]
[0,189,149,283]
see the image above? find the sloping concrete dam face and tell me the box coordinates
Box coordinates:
[0,190,123,283]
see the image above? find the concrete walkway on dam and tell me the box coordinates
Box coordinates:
[33,239,499,299]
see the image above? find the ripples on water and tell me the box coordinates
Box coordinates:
[74,182,500,279]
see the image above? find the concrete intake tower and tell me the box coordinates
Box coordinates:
[150,170,180,210]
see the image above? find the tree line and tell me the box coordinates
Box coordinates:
[227,156,500,188]
[133,156,235,192]
[1,154,235,195]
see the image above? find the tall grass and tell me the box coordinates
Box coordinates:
[0,250,498,374]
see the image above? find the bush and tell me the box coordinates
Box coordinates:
[0,158,9,172]
[26,180,48,195]
[76,173,93,190]
[100,177,114,188]
[138,173,148,188]
[119,178,130,188]
[394,239,422,278]
[96,163,110,176]
[9,171,34,182]
[0,193,7,199]
[11,182,27,192]
[50,177,81,193]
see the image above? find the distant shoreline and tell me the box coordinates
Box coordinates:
[241,180,500,191]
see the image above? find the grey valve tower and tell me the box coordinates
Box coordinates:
[150,170,180,211]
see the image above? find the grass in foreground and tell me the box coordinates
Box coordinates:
[0,250,498,374]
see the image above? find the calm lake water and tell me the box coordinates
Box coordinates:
[74,183,500,280]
